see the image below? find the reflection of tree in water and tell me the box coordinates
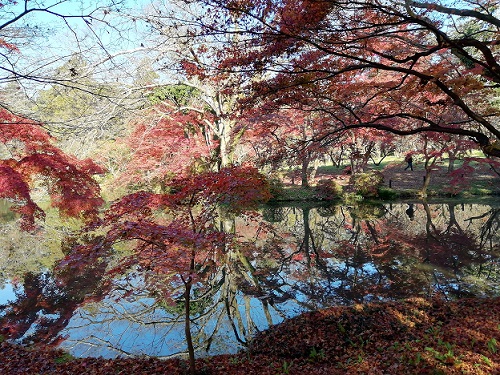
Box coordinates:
[262,205,286,223]
[252,202,500,309]
[0,202,498,359]
[466,206,500,251]
[416,203,500,298]
[260,203,428,306]
[0,237,112,346]
[49,222,293,358]
[63,202,497,358]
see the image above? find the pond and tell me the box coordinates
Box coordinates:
[0,199,499,360]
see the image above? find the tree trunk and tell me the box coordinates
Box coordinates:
[421,168,432,197]
[217,118,235,170]
[350,157,356,175]
[218,133,232,169]
[184,252,196,375]
[301,155,310,187]
[447,153,456,173]
[309,158,319,183]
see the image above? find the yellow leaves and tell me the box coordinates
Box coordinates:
[353,304,364,312]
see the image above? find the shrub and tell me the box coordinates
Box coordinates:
[350,171,384,198]
[268,177,285,199]
[342,192,364,204]
[378,187,398,200]
[315,179,343,200]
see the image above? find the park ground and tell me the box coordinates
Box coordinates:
[279,157,500,200]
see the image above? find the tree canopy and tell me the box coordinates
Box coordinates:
[182,0,500,157]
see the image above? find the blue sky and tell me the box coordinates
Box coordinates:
[0,0,152,87]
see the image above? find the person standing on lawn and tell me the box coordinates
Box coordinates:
[404,154,413,171]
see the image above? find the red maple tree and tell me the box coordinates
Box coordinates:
[0,109,104,229]
[64,165,270,374]
[191,0,500,158]
[117,99,217,191]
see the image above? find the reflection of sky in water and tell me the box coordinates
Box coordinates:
[0,283,17,305]
[58,290,294,359]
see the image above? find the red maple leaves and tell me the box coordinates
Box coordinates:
[0,109,104,229]
[117,105,216,190]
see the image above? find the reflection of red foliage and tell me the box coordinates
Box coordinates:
[0,237,112,347]
[89,165,271,301]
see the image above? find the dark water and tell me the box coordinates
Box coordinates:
[0,199,498,359]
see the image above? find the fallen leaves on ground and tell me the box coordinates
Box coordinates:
[1,297,499,374]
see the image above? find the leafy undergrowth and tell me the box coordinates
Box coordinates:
[1,297,499,374]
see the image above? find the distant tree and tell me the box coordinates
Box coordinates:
[32,55,134,157]
[0,1,149,163]
[132,57,160,87]
[242,108,328,186]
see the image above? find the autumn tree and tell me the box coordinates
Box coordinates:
[337,128,394,175]
[414,132,479,196]
[129,0,261,170]
[114,84,218,193]
[72,165,270,374]
[187,0,500,159]
[241,108,330,186]
[0,108,104,229]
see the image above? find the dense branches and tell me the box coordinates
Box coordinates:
[0,0,125,85]
[190,0,500,158]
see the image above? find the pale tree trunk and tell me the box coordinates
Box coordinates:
[420,137,434,198]
[218,214,235,234]
[349,158,355,174]
[360,142,375,172]
[216,118,236,170]
[309,158,320,183]
[421,155,438,198]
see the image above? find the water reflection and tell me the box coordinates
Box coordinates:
[0,200,499,358]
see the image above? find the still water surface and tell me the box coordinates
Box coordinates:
[0,199,498,359]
